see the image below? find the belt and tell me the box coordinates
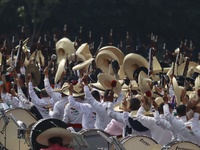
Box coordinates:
[68,124,82,129]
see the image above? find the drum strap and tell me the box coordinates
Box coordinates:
[127,117,149,132]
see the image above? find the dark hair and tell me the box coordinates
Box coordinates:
[129,98,141,111]
[176,104,186,117]
[40,89,49,97]
[48,137,63,146]
[104,89,112,98]
[91,90,100,101]
[19,74,26,83]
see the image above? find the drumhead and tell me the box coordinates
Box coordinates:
[163,141,200,150]
[29,118,68,150]
[74,129,110,150]
[120,135,157,150]
[0,108,37,150]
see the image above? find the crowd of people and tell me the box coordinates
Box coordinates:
[0,35,200,150]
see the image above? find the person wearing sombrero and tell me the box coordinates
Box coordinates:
[81,73,122,130]
[67,83,96,129]
[36,127,74,150]
[44,67,69,120]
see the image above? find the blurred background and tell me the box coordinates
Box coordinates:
[0,0,200,61]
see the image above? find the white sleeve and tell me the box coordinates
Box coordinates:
[62,104,70,124]
[191,113,200,138]
[136,106,156,129]
[44,78,60,101]
[107,108,124,123]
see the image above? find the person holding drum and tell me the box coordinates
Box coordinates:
[36,127,74,150]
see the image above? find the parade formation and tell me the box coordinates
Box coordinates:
[0,26,200,150]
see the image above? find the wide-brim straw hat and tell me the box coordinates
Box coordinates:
[30,50,45,66]
[121,80,139,91]
[56,37,75,64]
[138,71,152,95]
[0,52,2,65]
[95,50,119,74]
[72,58,94,71]
[98,73,121,95]
[172,77,184,105]
[25,64,41,86]
[153,56,170,74]
[178,61,198,76]
[131,110,153,118]
[54,58,66,84]
[155,97,164,106]
[98,46,124,65]
[123,53,148,80]
[61,82,84,98]
[69,53,86,62]
[36,127,73,146]
[113,99,131,112]
[76,43,92,60]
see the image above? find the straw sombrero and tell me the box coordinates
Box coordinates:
[131,110,153,118]
[54,59,66,84]
[98,73,121,95]
[172,77,184,105]
[36,127,73,146]
[153,56,170,74]
[154,97,164,106]
[178,61,198,76]
[76,43,92,60]
[56,37,75,64]
[95,50,119,74]
[72,58,94,71]
[99,46,124,65]
[123,53,148,80]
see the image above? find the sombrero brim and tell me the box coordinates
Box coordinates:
[131,110,153,118]
[76,43,92,60]
[123,53,148,80]
[72,58,94,71]
[36,127,73,146]
[25,64,41,86]
[98,73,121,95]
[54,59,66,84]
[178,61,198,76]
[172,77,184,105]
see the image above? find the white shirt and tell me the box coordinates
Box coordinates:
[191,113,200,139]
[1,92,20,108]
[68,95,96,129]
[29,82,54,118]
[137,106,173,146]
[108,109,151,137]
[84,85,113,130]
[44,77,68,120]
[163,104,200,146]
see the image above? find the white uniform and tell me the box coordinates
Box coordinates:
[108,109,151,137]
[44,78,68,120]
[191,113,200,139]
[68,95,96,129]
[163,104,200,146]
[29,82,54,118]
[84,85,113,130]
[137,106,173,146]
[1,92,20,108]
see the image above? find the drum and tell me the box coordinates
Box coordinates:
[162,141,200,150]
[0,108,37,150]
[75,129,111,150]
[120,135,158,150]
[29,118,68,150]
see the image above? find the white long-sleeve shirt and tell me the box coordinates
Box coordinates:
[84,85,113,130]
[137,106,173,146]
[29,82,54,118]
[1,92,20,108]
[191,113,200,139]
[163,104,200,146]
[44,77,68,119]
[68,95,96,129]
[108,109,151,137]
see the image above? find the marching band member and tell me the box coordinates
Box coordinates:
[67,82,96,129]
[28,73,55,118]
[44,67,68,120]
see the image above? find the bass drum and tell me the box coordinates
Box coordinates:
[29,118,68,150]
[0,108,37,150]
[162,141,200,150]
[120,135,158,150]
[75,129,111,150]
